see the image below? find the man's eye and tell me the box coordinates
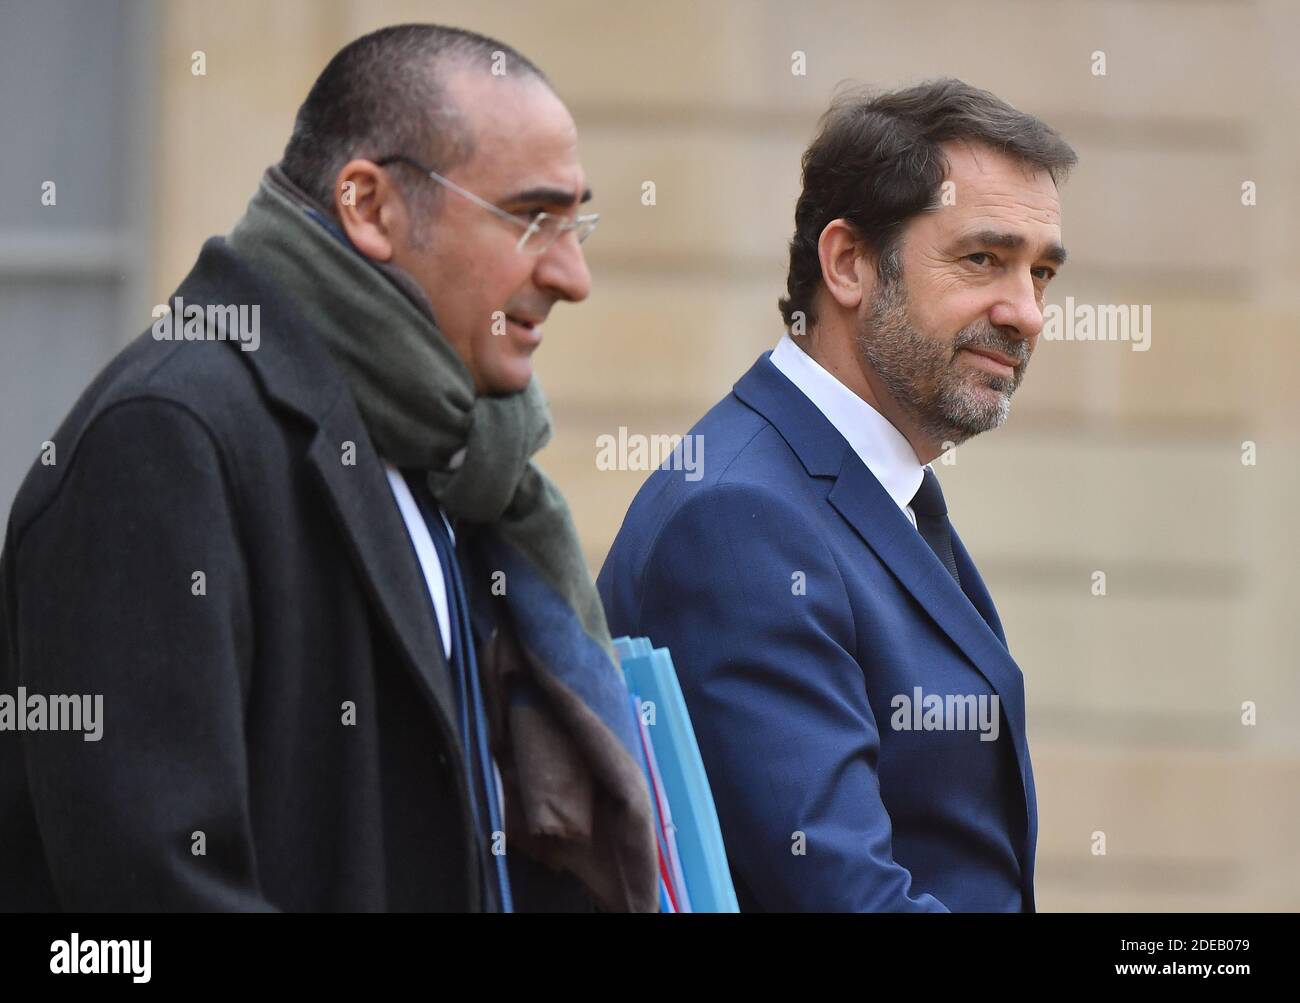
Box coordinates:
[966,252,992,266]
[1032,266,1056,281]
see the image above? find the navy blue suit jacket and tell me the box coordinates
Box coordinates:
[597,353,1037,912]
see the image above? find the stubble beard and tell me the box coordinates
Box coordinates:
[855,272,1030,449]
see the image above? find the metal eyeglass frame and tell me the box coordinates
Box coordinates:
[373,154,598,254]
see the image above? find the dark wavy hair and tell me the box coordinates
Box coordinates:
[778,78,1077,330]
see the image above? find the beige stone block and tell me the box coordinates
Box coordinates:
[531,271,785,416]
[1032,744,1300,909]
[575,125,802,267]
[745,0,1264,125]
[340,0,764,109]
[1006,591,1250,719]
[940,435,1248,566]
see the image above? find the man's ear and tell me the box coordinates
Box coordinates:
[334,159,403,262]
[816,218,871,310]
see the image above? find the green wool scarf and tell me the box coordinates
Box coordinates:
[227,167,615,661]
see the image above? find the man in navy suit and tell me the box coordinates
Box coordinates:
[598,79,1077,911]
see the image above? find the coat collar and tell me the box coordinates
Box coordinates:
[170,237,463,749]
[734,352,1036,888]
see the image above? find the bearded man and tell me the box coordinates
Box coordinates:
[598,79,1077,912]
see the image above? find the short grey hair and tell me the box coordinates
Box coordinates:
[280,24,550,221]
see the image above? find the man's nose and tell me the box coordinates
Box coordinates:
[987,271,1045,341]
[533,231,592,304]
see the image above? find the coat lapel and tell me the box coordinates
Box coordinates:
[734,353,1035,842]
[824,461,1032,792]
[304,418,460,741]
[172,238,462,745]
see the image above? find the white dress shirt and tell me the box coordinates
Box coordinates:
[384,460,507,824]
[384,462,454,659]
[769,333,928,529]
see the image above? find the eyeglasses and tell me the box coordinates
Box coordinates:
[374,154,599,255]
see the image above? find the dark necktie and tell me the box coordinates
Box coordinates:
[402,470,513,913]
[910,467,962,588]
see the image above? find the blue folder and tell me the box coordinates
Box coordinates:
[614,636,740,913]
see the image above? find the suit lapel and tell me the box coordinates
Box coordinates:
[734,353,1035,840]
[951,529,1008,646]
[949,528,1035,902]
[173,237,462,745]
[825,461,1031,791]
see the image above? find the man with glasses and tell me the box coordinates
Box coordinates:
[372,154,599,258]
[0,24,658,913]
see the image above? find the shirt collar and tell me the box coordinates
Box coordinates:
[769,333,926,517]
